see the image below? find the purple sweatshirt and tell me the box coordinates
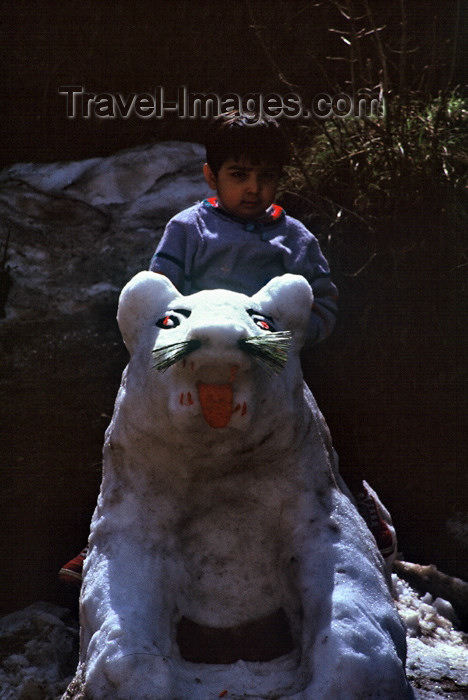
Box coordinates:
[149,198,338,346]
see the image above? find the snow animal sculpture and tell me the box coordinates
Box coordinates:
[64,272,413,700]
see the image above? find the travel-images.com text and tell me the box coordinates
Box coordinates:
[58,86,382,120]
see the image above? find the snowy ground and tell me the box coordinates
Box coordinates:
[0,576,466,700]
[393,576,468,699]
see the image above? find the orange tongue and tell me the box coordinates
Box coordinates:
[197,382,233,428]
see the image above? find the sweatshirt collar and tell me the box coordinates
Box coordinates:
[203,197,284,231]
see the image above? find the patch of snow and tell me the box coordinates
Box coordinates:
[0,157,102,193]
[0,602,78,700]
[0,580,466,698]
[0,141,210,322]
[0,141,206,207]
[393,576,468,697]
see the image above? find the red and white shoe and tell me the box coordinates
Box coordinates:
[58,546,88,585]
[356,481,397,567]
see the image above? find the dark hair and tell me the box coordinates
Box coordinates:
[205,110,289,175]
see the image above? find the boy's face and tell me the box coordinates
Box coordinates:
[203,156,280,219]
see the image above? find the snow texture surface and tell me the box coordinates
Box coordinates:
[1,584,466,699]
[64,272,413,699]
[394,577,468,698]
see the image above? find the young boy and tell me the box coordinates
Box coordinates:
[59,111,394,585]
[149,110,338,348]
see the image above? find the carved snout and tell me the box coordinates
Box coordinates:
[152,329,292,377]
[187,321,249,348]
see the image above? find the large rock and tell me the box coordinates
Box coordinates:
[0,141,209,321]
[0,602,78,700]
[0,142,210,615]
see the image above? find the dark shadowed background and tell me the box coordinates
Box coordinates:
[1,0,465,166]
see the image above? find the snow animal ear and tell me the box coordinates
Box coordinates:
[250,274,313,344]
[117,271,181,354]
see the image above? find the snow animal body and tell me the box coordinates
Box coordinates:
[66,272,413,699]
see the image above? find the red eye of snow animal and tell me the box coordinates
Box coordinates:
[247,309,276,332]
[156,308,191,329]
[156,314,180,329]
